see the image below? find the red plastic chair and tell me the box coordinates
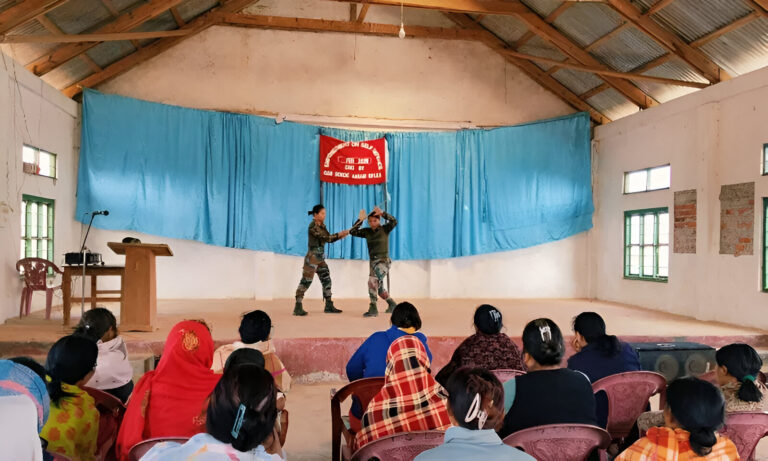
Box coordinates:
[503,424,611,461]
[83,387,126,461]
[16,257,62,319]
[350,430,445,461]
[491,369,526,383]
[330,377,385,461]
[127,437,189,461]
[719,412,768,461]
[592,371,667,442]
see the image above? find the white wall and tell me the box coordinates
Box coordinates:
[0,53,80,322]
[593,65,768,328]
[85,25,590,301]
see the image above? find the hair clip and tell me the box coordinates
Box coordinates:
[254,394,271,412]
[231,404,246,439]
[488,309,501,324]
[464,393,488,430]
[743,374,757,383]
[539,325,552,342]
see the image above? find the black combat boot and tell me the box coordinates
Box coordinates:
[293,300,308,316]
[385,298,397,314]
[363,302,378,318]
[324,299,342,314]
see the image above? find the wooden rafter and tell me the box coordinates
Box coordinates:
[217,13,485,40]
[26,0,189,76]
[99,0,120,17]
[349,4,357,21]
[2,29,191,43]
[579,83,609,100]
[689,12,760,48]
[0,0,69,34]
[356,4,371,22]
[36,14,104,71]
[643,0,676,17]
[604,0,729,83]
[445,12,610,124]
[170,7,186,26]
[331,0,528,15]
[510,2,575,49]
[62,0,263,98]
[747,0,768,14]
[630,53,673,74]
[513,7,657,109]
[584,22,629,52]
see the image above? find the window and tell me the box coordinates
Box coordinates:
[624,208,669,281]
[624,165,670,194]
[764,199,768,292]
[20,195,55,265]
[762,144,768,175]
[22,145,57,178]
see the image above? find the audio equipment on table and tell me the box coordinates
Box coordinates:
[630,342,716,381]
[65,210,110,317]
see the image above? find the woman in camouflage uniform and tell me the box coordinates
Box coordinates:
[293,205,361,316]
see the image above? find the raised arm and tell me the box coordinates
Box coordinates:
[382,212,397,233]
[310,222,344,244]
[349,209,367,238]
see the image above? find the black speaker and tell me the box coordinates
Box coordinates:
[630,342,716,381]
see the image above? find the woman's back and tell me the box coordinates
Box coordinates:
[616,427,738,461]
[500,368,597,438]
[567,341,641,383]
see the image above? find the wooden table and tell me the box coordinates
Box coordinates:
[62,265,125,326]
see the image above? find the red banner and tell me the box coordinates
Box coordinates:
[320,135,386,185]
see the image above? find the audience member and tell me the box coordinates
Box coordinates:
[567,311,641,427]
[617,377,738,461]
[435,305,525,386]
[212,310,292,392]
[116,320,221,460]
[0,359,51,461]
[74,307,134,403]
[355,335,450,450]
[499,318,597,438]
[715,343,766,411]
[142,364,284,460]
[416,367,534,461]
[40,335,100,461]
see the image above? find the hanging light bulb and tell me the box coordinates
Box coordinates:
[398,2,405,39]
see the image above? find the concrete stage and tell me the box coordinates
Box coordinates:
[1,298,765,381]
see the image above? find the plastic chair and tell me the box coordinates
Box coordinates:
[491,369,526,383]
[16,257,62,319]
[83,387,126,461]
[719,412,768,461]
[503,423,611,461]
[330,377,385,461]
[350,430,445,461]
[592,371,667,442]
[47,453,73,461]
[127,437,189,461]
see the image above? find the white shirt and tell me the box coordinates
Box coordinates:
[86,336,134,390]
[0,395,44,461]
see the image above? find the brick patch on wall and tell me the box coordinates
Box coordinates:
[674,189,697,254]
[719,182,755,256]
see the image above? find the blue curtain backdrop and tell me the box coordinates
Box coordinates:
[76,90,593,260]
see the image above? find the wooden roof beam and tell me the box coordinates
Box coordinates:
[747,0,768,14]
[690,12,760,48]
[0,0,69,34]
[512,2,575,49]
[512,7,657,109]
[58,0,263,97]
[446,12,610,124]
[170,7,186,26]
[604,0,729,83]
[36,14,104,72]
[584,22,629,52]
[26,0,189,76]
[643,0,676,17]
[2,29,190,43]
[356,4,371,22]
[330,0,528,15]
[579,82,609,100]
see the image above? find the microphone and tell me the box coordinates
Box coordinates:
[92,210,110,216]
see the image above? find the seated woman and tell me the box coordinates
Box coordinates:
[354,335,451,450]
[346,302,431,430]
[40,335,101,461]
[617,377,739,461]
[116,320,221,460]
[639,342,767,432]
[435,305,525,386]
[212,310,292,392]
[0,359,51,461]
[142,364,284,460]
[567,312,641,427]
[499,318,597,439]
[416,367,534,461]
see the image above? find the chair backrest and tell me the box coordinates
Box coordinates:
[331,377,386,461]
[503,424,611,461]
[83,387,126,461]
[592,371,667,441]
[350,430,445,461]
[16,257,60,290]
[719,412,768,461]
[491,369,526,383]
[127,437,189,461]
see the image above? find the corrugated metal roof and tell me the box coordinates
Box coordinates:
[40,55,92,89]
[111,0,146,14]
[551,67,604,95]
[85,40,137,68]
[3,21,58,67]
[589,26,666,72]
[552,2,622,47]
[0,0,16,11]
[632,59,705,103]
[177,0,218,22]
[46,0,112,34]
[520,0,564,17]
[480,15,529,44]
[587,88,640,120]
[699,17,768,76]
[637,0,754,42]
[518,35,567,71]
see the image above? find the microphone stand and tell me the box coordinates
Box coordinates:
[79,213,98,318]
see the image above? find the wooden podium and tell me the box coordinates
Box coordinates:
[107,242,172,331]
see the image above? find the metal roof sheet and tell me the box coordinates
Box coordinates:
[480,14,529,44]
[589,26,666,72]
[85,40,137,68]
[637,0,754,42]
[631,58,705,102]
[40,55,92,89]
[518,35,567,71]
[46,0,113,34]
[699,17,768,76]
[552,67,604,95]
[587,87,640,120]
[520,0,564,17]
[177,0,218,21]
[552,2,623,47]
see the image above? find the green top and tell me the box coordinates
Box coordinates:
[350,212,397,260]
[307,221,342,253]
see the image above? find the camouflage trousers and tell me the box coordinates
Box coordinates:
[368,258,391,303]
[295,251,332,301]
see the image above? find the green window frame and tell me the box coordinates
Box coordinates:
[624,207,669,282]
[763,198,768,292]
[20,195,55,267]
